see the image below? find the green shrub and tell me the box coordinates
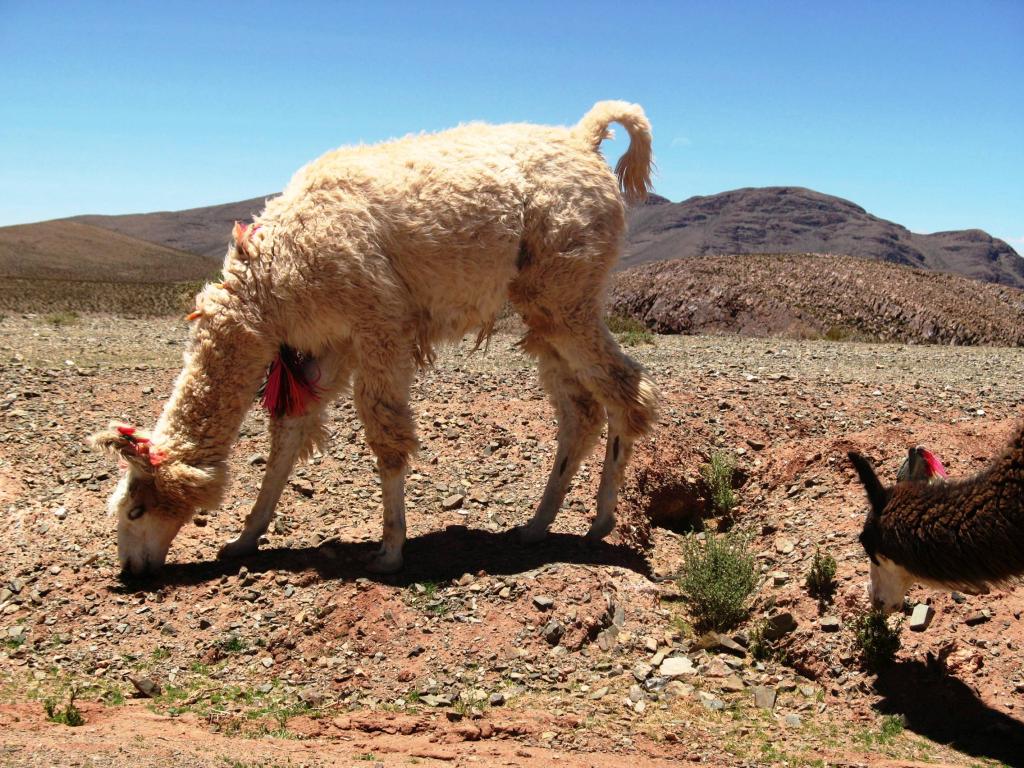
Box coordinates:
[852,610,902,669]
[606,313,654,346]
[805,548,837,600]
[45,311,79,327]
[701,451,737,517]
[44,690,84,726]
[678,529,757,631]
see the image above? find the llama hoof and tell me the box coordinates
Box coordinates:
[517,522,549,545]
[585,516,616,543]
[217,538,259,560]
[366,549,403,574]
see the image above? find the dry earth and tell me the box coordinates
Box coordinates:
[1,314,1023,768]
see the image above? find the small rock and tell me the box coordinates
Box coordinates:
[784,713,802,727]
[248,453,267,466]
[442,494,465,511]
[130,677,162,698]
[698,692,725,711]
[628,684,644,703]
[746,439,766,451]
[632,662,653,682]
[753,686,776,710]
[542,619,564,646]
[720,675,745,692]
[659,656,696,678]
[488,692,505,707]
[775,538,795,555]
[909,603,934,632]
[762,612,797,641]
[532,595,555,611]
[820,616,841,632]
[52,506,67,520]
[965,610,990,627]
[771,571,790,586]
[291,479,314,498]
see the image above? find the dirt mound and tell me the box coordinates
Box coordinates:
[623,187,1024,288]
[609,253,1024,346]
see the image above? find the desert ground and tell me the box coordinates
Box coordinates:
[1,313,1023,768]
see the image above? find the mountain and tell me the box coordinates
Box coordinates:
[624,187,1023,288]
[610,253,1024,346]
[0,220,218,284]
[71,196,271,260]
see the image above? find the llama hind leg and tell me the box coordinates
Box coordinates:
[553,323,658,541]
[353,355,417,574]
[518,337,605,543]
[218,349,352,559]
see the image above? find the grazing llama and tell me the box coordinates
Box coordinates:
[92,101,659,576]
[848,426,1024,613]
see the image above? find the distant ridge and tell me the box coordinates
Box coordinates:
[0,220,217,284]
[71,196,272,260]
[624,187,1023,288]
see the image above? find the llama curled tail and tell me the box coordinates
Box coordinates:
[574,100,654,205]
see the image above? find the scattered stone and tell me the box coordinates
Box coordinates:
[596,626,619,651]
[753,685,777,710]
[659,656,695,678]
[542,619,564,646]
[775,538,795,555]
[784,713,802,727]
[441,494,465,511]
[698,691,725,711]
[130,677,162,698]
[820,616,841,632]
[532,595,554,611]
[965,610,990,627]
[771,571,790,586]
[247,453,267,466]
[720,675,745,692]
[290,479,314,498]
[909,603,934,632]
[746,439,766,451]
[488,692,505,707]
[632,662,653,682]
[762,612,798,641]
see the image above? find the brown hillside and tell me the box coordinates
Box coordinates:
[0,220,219,284]
[624,187,1024,288]
[71,195,271,259]
[609,253,1024,346]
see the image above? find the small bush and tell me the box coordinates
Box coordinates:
[701,451,737,517]
[805,548,837,601]
[606,313,654,346]
[44,690,84,727]
[852,610,902,669]
[678,529,757,631]
[45,311,79,327]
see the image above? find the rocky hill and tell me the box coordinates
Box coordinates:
[610,253,1024,346]
[624,187,1023,288]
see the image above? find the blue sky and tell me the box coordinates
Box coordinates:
[2,1,1021,247]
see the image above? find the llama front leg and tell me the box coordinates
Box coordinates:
[353,355,417,574]
[219,348,351,559]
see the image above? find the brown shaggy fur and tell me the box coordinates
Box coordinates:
[849,423,1024,593]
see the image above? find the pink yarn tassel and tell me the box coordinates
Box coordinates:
[260,346,320,418]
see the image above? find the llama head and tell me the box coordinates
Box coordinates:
[848,451,914,613]
[90,423,223,576]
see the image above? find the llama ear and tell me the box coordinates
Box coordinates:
[89,423,156,474]
[848,452,889,516]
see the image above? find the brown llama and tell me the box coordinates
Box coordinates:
[849,424,1024,613]
[91,101,660,575]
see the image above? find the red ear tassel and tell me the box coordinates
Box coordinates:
[260,346,321,418]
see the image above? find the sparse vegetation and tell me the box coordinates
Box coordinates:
[606,313,654,346]
[805,547,837,602]
[701,451,737,517]
[217,633,247,654]
[748,619,791,664]
[44,689,84,727]
[852,610,903,669]
[45,310,78,327]
[678,529,757,631]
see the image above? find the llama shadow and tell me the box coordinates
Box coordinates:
[873,659,1024,766]
[116,525,651,592]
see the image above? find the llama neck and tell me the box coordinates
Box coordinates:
[154,311,274,468]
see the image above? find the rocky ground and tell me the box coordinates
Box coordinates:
[1,314,1023,768]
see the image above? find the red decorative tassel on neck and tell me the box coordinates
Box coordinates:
[260,346,321,418]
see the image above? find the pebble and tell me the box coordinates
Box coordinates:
[820,616,841,632]
[698,691,725,711]
[532,595,554,611]
[784,713,802,727]
[771,571,790,586]
[753,685,777,710]
[488,692,505,707]
[659,656,696,678]
[541,619,564,646]
[441,494,465,511]
[909,603,934,632]
[775,538,795,555]
[965,610,991,626]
